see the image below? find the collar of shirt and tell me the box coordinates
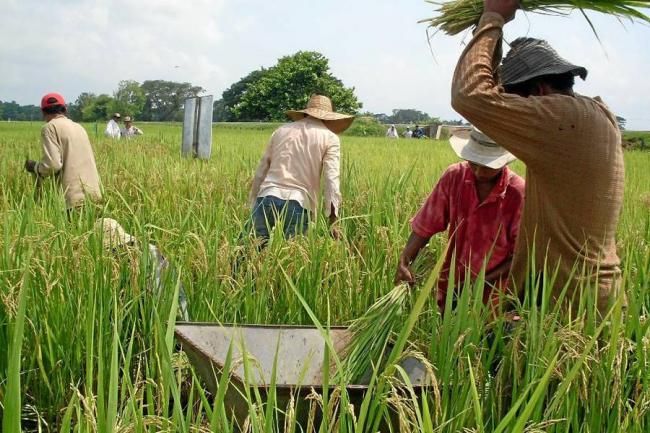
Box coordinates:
[461,162,512,206]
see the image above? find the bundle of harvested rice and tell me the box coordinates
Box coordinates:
[335,284,410,383]
[423,0,650,36]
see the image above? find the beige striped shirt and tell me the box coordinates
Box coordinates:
[451,13,625,312]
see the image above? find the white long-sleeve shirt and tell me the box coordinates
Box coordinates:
[250,117,342,217]
[105,119,121,139]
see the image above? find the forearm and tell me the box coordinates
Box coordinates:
[451,12,505,117]
[400,232,430,265]
[249,157,270,207]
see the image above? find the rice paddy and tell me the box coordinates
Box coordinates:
[1,121,649,432]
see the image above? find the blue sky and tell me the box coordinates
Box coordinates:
[1,0,649,129]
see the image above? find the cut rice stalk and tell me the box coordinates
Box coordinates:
[334,284,410,383]
[421,0,650,36]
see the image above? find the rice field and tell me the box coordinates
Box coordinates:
[1,120,649,432]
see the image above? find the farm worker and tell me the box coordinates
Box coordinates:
[395,127,525,312]
[386,125,399,139]
[121,116,143,138]
[249,94,354,242]
[24,92,102,210]
[95,218,189,320]
[404,127,413,138]
[105,112,122,139]
[450,0,624,315]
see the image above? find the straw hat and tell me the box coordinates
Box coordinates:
[95,218,136,250]
[286,95,355,134]
[500,37,587,87]
[450,127,516,169]
[123,116,132,122]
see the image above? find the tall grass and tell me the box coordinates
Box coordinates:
[0,121,649,432]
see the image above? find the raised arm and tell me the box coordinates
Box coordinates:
[451,11,581,166]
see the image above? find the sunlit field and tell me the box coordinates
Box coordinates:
[1,121,649,432]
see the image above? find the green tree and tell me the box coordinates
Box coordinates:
[81,94,114,121]
[110,80,146,119]
[218,51,361,122]
[140,80,205,121]
[0,100,40,121]
[387,109,434,124]
[213,69,266,121]
[68,92,97,121]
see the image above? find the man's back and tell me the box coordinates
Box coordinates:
[255,116,340,214]
[105,119,121,138]
[509,95,624,309]
[41,116,102,208]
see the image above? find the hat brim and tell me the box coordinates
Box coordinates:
[450,133,516,169]
[286,108,355,134]
[502,63,588,87]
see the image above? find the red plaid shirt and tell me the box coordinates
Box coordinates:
[411,162,525,309]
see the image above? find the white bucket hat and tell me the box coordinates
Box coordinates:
[95,218,137,250]
[449,127,516,169]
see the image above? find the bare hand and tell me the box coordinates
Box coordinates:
[395,259,415,286]
[330,225,342,240]
[24,159,37,173]
[484,0,519,23]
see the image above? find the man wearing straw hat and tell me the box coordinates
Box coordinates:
[248,94,355,241]
[395,127,525,313]
[451,0,624,314]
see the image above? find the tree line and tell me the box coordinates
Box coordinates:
[1,80,205,122]
[2,50,463,125]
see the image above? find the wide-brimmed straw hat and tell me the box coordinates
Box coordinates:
[95,218,136,250]
[286,94,355,134]
[500,37,588,87]
[450,127,516,169]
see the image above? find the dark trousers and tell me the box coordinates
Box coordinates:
[251,196,310,241]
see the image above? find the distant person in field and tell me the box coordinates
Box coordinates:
[24,92,102,210]
[121,116,143,138]
[413,125,424,139]
[95,218,189,320]
[395,127,524,313]
[105,112,122,139]
[248,94,354,242]
[386,124,399,139]
[404,127,413,138]
[451,0,624,314]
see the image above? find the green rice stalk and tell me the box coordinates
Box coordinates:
[422,0,650,36]
[335,284,409,383]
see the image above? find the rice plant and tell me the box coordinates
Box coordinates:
[0,121,649,432]
[422,0,650,36]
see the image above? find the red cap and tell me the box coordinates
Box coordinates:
[41,93,66,109]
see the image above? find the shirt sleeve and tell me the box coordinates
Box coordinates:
[36,124,63,177]
[249,135,274,209]
[322,134,342,217]
[410,170,451,238]
[450,12,587,167]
